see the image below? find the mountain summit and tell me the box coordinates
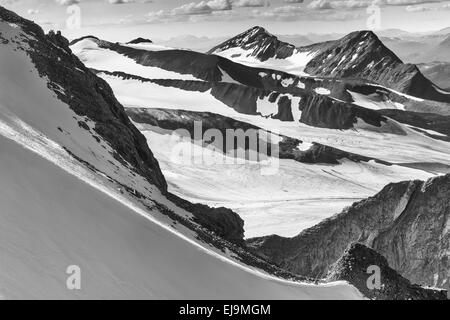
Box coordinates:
[209,26,296,61]
[127,37,153,45]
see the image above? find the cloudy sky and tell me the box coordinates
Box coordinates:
[1,0,449,41]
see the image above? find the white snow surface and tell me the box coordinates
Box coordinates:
[71,38,199,81]
[0,20,365,300]
[213,47,316,77]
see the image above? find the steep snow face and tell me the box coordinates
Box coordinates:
[0,12,366,300]
[71,37,199,81]
[0,134,364,300]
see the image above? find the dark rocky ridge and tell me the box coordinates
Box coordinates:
[248,174,450,291]
[327,243,447,300]
[299,94,387,129]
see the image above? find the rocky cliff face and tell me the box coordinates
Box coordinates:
[327,244,447,300]
[248,174,450,291]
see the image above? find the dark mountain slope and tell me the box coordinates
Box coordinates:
[418,62,450,91]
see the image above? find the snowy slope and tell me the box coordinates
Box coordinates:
[0,133,364,300]
[213,47,317,77]
[0,9,365,300]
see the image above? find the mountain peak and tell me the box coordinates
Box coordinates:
[127,37,153,45]
[342,30,381,45]
[209,26,296,62]
[222,26,277,47]
[244,26,271,36]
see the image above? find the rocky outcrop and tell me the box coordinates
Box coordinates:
[248,174,450,291]
[167,194,245,244]
[298,94,387,129]
[327,244,447,300]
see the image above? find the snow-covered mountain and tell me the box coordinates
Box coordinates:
[1,5,448,299]
[0,6,368,300]
[209,26,298,63]
[211,27,450,105]
[68,27,450,241]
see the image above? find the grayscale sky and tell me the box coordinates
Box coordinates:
[1,0,449,41]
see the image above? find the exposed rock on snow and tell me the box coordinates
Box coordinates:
[327,244,447,300]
